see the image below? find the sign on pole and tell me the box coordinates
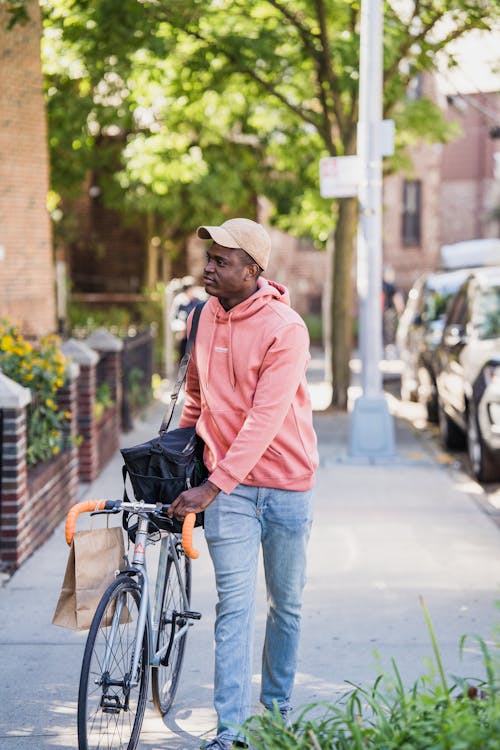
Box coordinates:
[319,155,360,198]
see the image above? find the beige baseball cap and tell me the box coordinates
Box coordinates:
[197,218,271,271]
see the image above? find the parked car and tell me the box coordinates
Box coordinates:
[397,268,470,421]
[434,266,500,482]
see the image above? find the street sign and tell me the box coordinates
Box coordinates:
[319,155,360,198]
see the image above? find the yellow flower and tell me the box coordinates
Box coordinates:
[46,398,55,409]
[64,410,72,419]
[56,378,64,388]
[52,445,60,455]
[0,335,14,350]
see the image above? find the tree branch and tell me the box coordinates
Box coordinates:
[383,9,446,84]
[183,27,324,134]
[262,0,337,151]
[312,0,347,145]
[266,0,321,59]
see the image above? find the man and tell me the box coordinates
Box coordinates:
[169,218,318,750]
[169,276,204,362]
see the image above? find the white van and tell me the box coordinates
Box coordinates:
[440,238,500,270]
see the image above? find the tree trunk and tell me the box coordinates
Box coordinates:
[145,211,157,289]
[330,196,358,409]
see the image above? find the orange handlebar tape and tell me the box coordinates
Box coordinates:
[181,512,199,559]
[65,500,106,545]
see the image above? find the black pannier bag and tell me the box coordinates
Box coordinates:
[120,302,206,535]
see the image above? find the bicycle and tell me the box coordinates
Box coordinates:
[65,498,201,750]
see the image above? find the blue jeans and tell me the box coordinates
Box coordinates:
[204,484,314,741]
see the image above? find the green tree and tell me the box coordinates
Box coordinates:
[147,0,497,408]
[41,0,280,286]
[9,0,498,407]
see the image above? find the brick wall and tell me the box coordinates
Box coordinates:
[383,89,500,295]
[69,194,148,293]
[440,91,500,243]
[0,1,55,334]
[383,142,443,293]
[0,374,78,571]
[75,362,98,482]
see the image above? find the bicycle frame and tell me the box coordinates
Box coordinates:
[101,511,191,688]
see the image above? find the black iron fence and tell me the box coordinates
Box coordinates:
[121,328,155,431]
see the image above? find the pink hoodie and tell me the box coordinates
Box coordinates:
[179,277,319,495]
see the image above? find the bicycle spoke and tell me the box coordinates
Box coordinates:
[78,578,149,750]
[152,549,192,716]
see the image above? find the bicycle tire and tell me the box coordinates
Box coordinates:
[151,545,191,716]
[77,575,149,750]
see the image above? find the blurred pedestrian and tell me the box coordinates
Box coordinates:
[382,265,404,357]
[170,277,204,362]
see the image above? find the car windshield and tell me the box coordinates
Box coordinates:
[423,271,469,322]
[471,286,500,340]
[423,289,456,322]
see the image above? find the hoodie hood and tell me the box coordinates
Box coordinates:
[206,276,290,320]
[203,277,290,389]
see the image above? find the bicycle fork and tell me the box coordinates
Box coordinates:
[99,517,151,712]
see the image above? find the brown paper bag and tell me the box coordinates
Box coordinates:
[52,526,127,631]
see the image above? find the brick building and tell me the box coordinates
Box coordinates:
[383,84,500,294]
[440,91,500,244]
[0,1,55,335]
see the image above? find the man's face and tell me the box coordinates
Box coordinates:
[203,242,252,302]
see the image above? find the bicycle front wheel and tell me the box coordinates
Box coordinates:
[77,576,149,750]
[152,545,191,715]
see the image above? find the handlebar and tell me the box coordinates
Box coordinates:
[65,500,107,544]
[64,500,199,559]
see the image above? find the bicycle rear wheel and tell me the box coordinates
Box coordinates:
[152,544,191,715]
[78,576,149,750]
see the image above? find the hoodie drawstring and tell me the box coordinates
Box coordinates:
[228,315,236,390]
[205,311,218,390]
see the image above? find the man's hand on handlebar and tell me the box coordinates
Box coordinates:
[168,481,220,520]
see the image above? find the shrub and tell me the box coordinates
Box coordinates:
[68,290,164,372]
[0,320,71,466]
[93,381,115,422]
[126,367,150,412]
[242,601,500,749]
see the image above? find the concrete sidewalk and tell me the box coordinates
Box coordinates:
[1,364,500,749]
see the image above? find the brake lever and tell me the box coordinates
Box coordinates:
[90,507,121,517]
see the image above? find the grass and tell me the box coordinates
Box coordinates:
[241,600,500,749]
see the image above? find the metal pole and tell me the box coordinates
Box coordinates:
[349,0,395,458]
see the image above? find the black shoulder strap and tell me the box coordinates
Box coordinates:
[159,301,205,434]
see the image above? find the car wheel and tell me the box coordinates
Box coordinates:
[467,400,499,483]
[438,399,466,451]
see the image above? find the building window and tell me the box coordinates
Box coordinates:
[402,180,421,245]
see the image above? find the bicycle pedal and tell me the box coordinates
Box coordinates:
[183,610,202,620]
[101,696,123,714]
